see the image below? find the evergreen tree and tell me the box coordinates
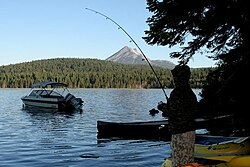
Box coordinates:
[0,58,208,89]
[144,0,250,133]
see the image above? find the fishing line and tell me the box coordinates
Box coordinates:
[85,8,168,100]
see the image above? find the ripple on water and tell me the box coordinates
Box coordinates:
[0,89,189,166]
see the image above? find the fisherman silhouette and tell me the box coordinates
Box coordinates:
[158,64,198,166]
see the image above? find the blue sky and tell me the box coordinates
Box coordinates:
[0,0,216,67]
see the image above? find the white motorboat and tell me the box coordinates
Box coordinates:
[21,81,84,110]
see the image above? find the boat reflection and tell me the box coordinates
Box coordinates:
[22,105,83,115]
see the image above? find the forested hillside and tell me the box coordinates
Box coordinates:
[0,58,212,88]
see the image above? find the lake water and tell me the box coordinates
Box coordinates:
[0,89,202,167]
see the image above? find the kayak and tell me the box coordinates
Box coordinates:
[226,155,250,167]
[97,114,233,140]
[195,136,250,162]
[97,120,171,140]
[160,155,250,167]
[161,136,250,167]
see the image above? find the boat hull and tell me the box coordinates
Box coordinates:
[21,81,84,111]
[195,136,250,162]
[97,115,233,140]
[21,96,65,110]
[97,120,170,140]
[160,136,250,166]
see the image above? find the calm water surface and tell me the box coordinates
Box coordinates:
[0,89,201,167]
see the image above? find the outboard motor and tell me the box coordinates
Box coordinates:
[65,93,83,109]
[65,93,75,103]
[72,97,84,109]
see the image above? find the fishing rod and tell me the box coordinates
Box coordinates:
[85,8,168,100]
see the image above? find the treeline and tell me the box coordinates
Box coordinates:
[0,58,213,89]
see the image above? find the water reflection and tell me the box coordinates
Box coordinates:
[22,105,83,115]
[0,89,200,167]
[22,107,83,145]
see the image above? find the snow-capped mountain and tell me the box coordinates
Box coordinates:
[106,46,175,69]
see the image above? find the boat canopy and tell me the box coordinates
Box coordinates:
[31,81,68,88]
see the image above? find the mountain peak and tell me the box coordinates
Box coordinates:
[106,46,148,65]
[106,46,176,69]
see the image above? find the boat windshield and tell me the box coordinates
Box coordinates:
[26,81,69,97]
[29,89,64,97]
